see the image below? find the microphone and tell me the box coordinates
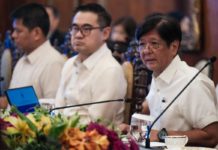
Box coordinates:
[145,56,216,149]
[49,99,125,114]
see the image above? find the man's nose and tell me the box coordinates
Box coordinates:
[142,45,152,54]
[11,31,16,38]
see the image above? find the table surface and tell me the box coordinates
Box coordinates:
[138,142,216,150]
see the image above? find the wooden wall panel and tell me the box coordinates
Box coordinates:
[107,0,178,24]
[50,0,76,31]
[81,0,98,4]
[128,0,151,23]
[203,0,218,84]
[0,0,26,38]
[180,0,218,85]
[107,0,129,21]
[0,1,10,40]
[148,0,176,13]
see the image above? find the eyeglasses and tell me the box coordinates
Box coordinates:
[70,24,104,37]
[137,41,161,51]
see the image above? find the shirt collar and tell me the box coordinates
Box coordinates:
[25,40,50,64]
[74,43,111,70]
[155,55,181,84]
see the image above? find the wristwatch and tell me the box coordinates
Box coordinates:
[157,128,168,142]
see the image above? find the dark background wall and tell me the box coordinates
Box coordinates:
[0,0,217,84]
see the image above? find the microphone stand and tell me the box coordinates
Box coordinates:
[145,56,216,149]
[49,99,124,114]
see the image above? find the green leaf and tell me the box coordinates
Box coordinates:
[68,114,80,128]
[79,124,87,131]
[11,106,38,133]
[48,121,67,139]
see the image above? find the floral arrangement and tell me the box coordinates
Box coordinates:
[0,107,139,150]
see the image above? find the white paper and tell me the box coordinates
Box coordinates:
[132,113,154,122]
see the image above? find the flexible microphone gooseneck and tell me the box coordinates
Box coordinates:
[49,99,125,114]
[145,56,217,149]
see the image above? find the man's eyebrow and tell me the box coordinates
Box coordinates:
[149,37,160,41]
[71,23,78,26]
[71,23,92,27]
[81,23,93,27]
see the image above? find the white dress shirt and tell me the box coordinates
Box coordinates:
[55,43,127,125]
[10,41,66,98]
[216,84,218,100]
[147,55,218,130]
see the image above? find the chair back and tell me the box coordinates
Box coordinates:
[194,58,213,79]
[122,61,133,124]
[0,49,12,95]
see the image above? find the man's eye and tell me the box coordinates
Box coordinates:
[72,26,79,30]
[151,41,158,45]
[15,29,22,33]
[139,43,145,46]
[83,27,91,31]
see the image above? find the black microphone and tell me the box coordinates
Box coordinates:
[145,56,216,149]
[49,99,125,114]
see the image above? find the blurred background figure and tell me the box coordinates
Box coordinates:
[44,5,65,50]
[168,11,196,51]
[0,31,13,96]
[109,16,137,99]
[107,16,137,123]
[108,16,137,64]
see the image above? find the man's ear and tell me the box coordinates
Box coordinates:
[170,40,180,55]
[31,27,44,41]
[102,26,111,41]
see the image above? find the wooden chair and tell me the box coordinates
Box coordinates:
[0,49,12,95]
[194,58,213,79]
[215,84,218,100]
[122,41,151,123]
[122,61,133,124]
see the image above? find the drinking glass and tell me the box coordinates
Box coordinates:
[130,117,148,142]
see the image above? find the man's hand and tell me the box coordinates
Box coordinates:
[0,96,8,109]
[142,100,150,115]
[118,123,130,134]
[150,122,218,147]
[150,129,159,142]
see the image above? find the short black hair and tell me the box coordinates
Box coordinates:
[73,3,111,28]
[144,12,164,21]
[44,4,60,18]
[112,16,137,43]
[10,3,50,37]
[136,15,182,46]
